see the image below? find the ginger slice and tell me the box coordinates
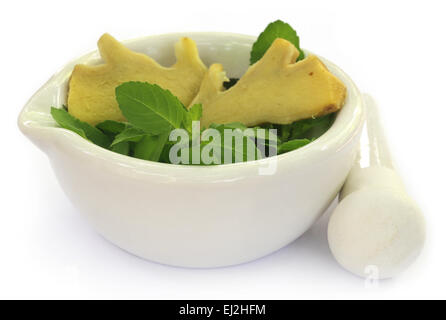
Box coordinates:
[68,34,207,125]
[191,38,346,128]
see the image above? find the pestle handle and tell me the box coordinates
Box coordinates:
[340,95,405,200]
[364,94,393,169]
[328,94,426,279]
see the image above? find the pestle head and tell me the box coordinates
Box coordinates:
[328,188,425,279]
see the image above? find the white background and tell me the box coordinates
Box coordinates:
[1,0,445,299]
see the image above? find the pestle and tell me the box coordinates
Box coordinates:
[327,94,426,279]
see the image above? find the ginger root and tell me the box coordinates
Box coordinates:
[68,34,207,125]
[191,38,346,127]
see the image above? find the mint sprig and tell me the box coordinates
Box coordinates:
[205,123,262,163]
[110,127,146,147]
[111,141,131,155]
[274,113,335,142]
[96,120,127,138]
[183,103,203,133]
[134,132,170,161]
[115,82,184,135]
[250,20,305,65]
[51,107,111,148]
[278,139,311,154]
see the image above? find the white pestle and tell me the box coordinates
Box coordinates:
[327,94,426,279]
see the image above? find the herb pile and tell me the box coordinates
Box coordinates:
[51,20,335,164]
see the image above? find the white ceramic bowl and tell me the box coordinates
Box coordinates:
[19,33,364,267]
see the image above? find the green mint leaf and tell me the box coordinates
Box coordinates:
[209,123,279,155]
[188,104,203,122]
[202,124,261,163]
[278,124,292,142]
[288,113,335,141]
[269,113,336,143]
[250,20,305,65]
[244,126,280,158]
[158,143,175,163]
[247,127,281,146]
[212,123,279,145]
[134,132,170,162]
[111,127,146,147]
[96,120,128,140]
[209,122,247,131]
[278,138,311,154]
[115,82,184,135]
[51,107,111,148]
[111,141,130,155]
[96,120,127,135]
[183,103,203,133]
[223,78,239,90]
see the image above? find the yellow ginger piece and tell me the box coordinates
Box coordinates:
[68,34,207,125]
[191,38,346,128]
